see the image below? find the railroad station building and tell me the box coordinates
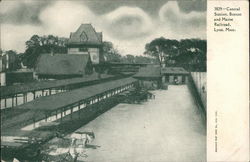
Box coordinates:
[67,24,104,64]
[161,67,189,84]
[133,66,161,89]
[33,24,104,80]
[133,66,189,89]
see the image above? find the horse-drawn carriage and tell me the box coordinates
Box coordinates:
[40,131,95,162]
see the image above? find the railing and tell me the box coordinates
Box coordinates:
[20,83,136,131]
[0,75,119,110]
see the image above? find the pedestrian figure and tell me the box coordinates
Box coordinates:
[174,77,179,85]
[202,86,206,93]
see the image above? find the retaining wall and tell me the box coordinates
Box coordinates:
[187,72,207,124]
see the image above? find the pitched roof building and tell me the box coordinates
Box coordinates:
[161,67,189,75]
[67,24,103,64]
[35,54,93,79]
[68,24,102,45]
[133,66,161,79]
[133,66,189,87]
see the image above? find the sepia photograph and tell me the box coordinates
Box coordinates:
[0,0,207,161]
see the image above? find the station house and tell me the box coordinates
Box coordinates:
[35,24,104,80]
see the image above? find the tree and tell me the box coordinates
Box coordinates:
[120,54,135,63]
[144,37,207,71]
[134,56,157,64]
[5,50,21,70]
[102,41,122,62]
[22,35,68,68]
[144,37,179,67]
[176,39,206,71]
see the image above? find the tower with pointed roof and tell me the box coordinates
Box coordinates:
[67,24,103,64]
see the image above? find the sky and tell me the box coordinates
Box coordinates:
[0,0,206,55]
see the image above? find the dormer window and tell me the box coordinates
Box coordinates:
[80,32,88,42]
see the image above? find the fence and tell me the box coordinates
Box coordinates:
[191,72,207,110]
[187,72,207,124]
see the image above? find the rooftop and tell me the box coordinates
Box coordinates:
[0,73,113,97]
[2,78,137,131]
[133,66,161,78]
[67,24,102,46]
[161,67,189,74]
[15,78,137,112]
[35,54,91,75]
[133,66,189,78]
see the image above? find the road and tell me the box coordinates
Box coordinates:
[74,85,206,162]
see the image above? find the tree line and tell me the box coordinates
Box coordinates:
[144,37,206,71]
[102,41,157,64]
[16,35,157,68]
[2,35,206,72]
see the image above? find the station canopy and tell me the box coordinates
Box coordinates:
[2,78,137,131]
[14,78,137,112]
[0,73,113,97]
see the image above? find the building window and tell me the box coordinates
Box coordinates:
[79,48,88,52]
[80,32,88,42]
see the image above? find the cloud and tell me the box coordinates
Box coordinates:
[177,0,206,13]
[103,7,154,40]
[39,1,96,36]
[1,1,98,51]
[1,24,43,52]
[159,1,206,37]
[1,1,206,56]
[0,0,51,25]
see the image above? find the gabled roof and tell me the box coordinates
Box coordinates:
[134,66,161,78]
[134,66,189,78]
[96,32,103,42]
[161,67,189,74]
[35,54,91,75]
[68,24,102,45]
